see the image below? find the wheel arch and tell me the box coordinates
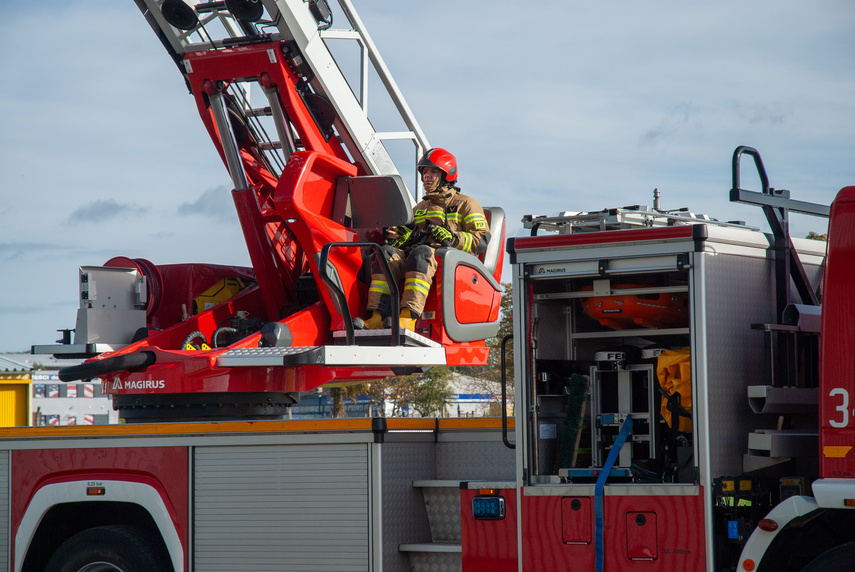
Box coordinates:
[16,480,183,572]
[756,508,855,572]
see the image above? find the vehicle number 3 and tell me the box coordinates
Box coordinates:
[829,388,850,428]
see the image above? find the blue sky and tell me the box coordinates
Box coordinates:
[1,0,853,352]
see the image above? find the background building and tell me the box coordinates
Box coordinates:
[0,353,116,426]
[0,355,31,426]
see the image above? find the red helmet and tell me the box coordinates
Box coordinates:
[418,148,458,183]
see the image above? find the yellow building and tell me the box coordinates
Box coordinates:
[0,355,32,427]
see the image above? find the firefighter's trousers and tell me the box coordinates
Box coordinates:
[366,245,437,318]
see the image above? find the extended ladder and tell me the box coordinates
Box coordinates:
[135,0,429,198]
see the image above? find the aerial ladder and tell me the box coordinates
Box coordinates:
[41,0,506,421]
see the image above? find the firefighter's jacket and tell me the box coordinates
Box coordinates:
[411,186,488,255]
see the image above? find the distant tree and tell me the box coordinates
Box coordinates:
[332,380,389,417]
[455,374,504,417]
[359,380,389,415]
[384,377,411,417]
[806,231,827,241]
[330,387,347,418]
[371,366,455,417]
[337,366,454,418]
[409,366,454,417]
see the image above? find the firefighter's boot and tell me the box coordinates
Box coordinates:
[399,309,417,331]
[354,311,386,330]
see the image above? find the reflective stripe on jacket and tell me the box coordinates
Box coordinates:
[412,186,487,254]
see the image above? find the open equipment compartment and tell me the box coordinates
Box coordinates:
[517,233,696,485]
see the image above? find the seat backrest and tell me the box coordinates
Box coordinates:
[340,174,414,229]
[480,206,506,281]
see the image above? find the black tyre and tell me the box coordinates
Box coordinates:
[802,540,855,572]
[45,525,172,572]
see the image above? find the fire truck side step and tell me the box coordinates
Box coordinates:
[747,385,818,414]
[743,429,819,472]
[746,430,818,457]
[413,480,463,543]
[401,480,465,572]
[398,544,462,572]
[398,543,462,553]
[217,345,446,367]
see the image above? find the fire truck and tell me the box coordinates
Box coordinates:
[471,155,851,572]
[1,0,852,571]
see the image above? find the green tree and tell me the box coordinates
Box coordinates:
[409,366,454,417]
[454,374,504,417]
[331,380,389,417]
[334,367,454,418]
[330,387,347,418]
[807,231,828,241]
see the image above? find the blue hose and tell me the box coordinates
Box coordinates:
[595,416,634,572]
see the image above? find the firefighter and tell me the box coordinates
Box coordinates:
[355,148,489,331]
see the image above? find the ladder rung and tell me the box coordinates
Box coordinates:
[195,2,227,14]
[373,131,418,141]
[247,107,273,117]
[320,30,360,41]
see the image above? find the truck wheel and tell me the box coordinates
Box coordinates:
[45,525,172,572]
[802,541,855,572]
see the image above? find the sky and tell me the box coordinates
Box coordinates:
[1,0,853,353]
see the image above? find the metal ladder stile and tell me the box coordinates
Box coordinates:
[137,0,430,199]
[327,0,430,192]
[271,0,429,199]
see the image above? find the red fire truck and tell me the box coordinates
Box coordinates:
[459,150,853,572]
[12,1,510,570]
[2,0,852,571]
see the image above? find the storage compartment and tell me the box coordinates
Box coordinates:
[525,270,695,484]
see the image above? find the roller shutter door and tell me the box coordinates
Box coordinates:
[194,443,370,571]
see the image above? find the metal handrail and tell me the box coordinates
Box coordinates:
[501,334,515,450]
[319,242,400,346]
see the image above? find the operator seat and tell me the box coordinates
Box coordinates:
[419,206,506,344]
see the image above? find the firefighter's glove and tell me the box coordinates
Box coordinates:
[430,225,455,247]
[387,226,412,249]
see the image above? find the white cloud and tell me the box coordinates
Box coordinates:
[177,186,239,222]
[67,199,148,225]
